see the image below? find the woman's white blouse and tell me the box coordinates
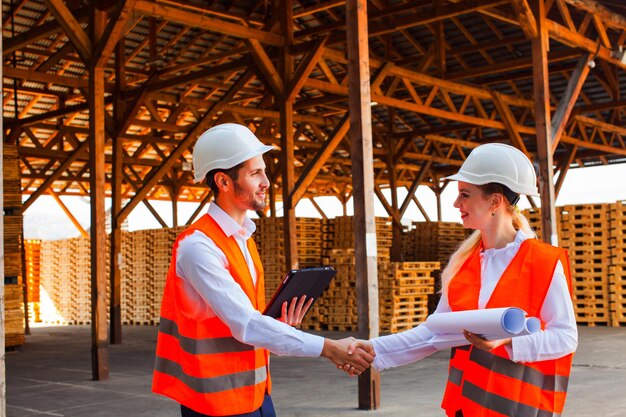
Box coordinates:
[371,230,578,370]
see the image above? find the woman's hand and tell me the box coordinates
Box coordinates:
[463,330,511,351]
[336,339,376,376]
[321,338,375,376]
[278,296,314,327]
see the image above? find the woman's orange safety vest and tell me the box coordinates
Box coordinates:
[441,239,573,417]
[152,214,271,416]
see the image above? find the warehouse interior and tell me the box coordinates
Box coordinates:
[2,0,626,414]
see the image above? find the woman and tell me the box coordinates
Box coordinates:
[347,143,577,417]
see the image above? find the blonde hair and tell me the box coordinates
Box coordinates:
[440,184,536,295]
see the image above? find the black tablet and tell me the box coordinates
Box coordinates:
[263,266,337,318]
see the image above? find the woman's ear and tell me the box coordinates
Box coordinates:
[491,193,504,212]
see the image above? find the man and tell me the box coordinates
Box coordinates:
[153,123,373,417]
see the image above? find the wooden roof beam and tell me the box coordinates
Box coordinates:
[563,0,626,32]
[447,49,579,80]
[286,35,328,101]
[298,0,508,44]
[95,0,139,68]
[490,90,530,156]
[479,8,626,69]
[551,53,592,153]
[509,0,538,38]
[246,38,283,98]
[43,0,91,63]
[22,138,90,211]
[2,65,87,89]
[293,0,344,18]
[3,6,90,56]
[133,0,285,46]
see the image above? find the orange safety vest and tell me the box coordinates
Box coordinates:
[152,214,271,416]
[441,239,573,417]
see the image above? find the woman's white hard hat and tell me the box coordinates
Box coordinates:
[192,123,275,183]
[443,143,539,196]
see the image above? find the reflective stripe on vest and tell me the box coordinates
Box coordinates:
[469,347,569,393]
[155,356,267,394]
[462,381,562,417]
[159,317,255,355]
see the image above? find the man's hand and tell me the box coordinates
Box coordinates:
[338,339,375,376]
[278,296,314,327]
[463,330,511,351]
[321,337,375,376]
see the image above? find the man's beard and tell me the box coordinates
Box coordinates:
[234,181,267,211]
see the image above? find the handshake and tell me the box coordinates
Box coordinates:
[320,338,375,376]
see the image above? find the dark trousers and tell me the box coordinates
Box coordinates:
[455,411,463,417]
[181,395,276,417]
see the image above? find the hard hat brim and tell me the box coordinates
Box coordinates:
[193,143,275,183]
[442,172,540,197]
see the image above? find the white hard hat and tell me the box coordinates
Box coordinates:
[192,123,274,183]
[443,143,539,196]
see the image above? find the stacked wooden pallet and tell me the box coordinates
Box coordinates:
[319,248,357,331]
[137,226,183,324]
[302,216,428,333]
[609,202,626,326]
[151,227,179,322]
[524,204,623,326]
[560,204,612,326]
[309,216,393,331]
[323,216,393,260]
[3,144,24,347]
[24,240,41,322]
[379,262,440,333]
[2,143,22,208]
[4,284,25,347]
[253,217,324,302]
[408,221,468,264]
[40,239,74,324]
[73,237,93,324]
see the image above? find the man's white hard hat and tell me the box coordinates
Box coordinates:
[443,143,539,196]
[192,123,274,183]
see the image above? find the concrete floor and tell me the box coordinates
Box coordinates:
[6,325,626,417]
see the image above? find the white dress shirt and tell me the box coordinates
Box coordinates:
[175,203,324,357]
[371,230,578,370]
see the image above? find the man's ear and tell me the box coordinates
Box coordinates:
[214,172,229,190]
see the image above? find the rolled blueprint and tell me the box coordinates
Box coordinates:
[426,307,540,350]
[519,316,541,336]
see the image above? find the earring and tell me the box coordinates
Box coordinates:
[491,211,496,217]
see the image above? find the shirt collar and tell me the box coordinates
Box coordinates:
[207,202,256,240]
[482,229,530,257]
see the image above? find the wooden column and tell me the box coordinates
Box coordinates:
[89,5,109,380]
[387,135,403,262]
[1,5,6,409]
[171,182,179,228]
[550,53,591,153]
[280,0,298,270]
[346,0,380,409]
[110,40,125,345]
[532,0,559,246]
[433,184,444,222]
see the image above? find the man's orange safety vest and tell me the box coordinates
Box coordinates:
[441,238,573,417]
[152,214,271,416]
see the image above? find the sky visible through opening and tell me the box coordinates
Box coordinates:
[23,163,626,240]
